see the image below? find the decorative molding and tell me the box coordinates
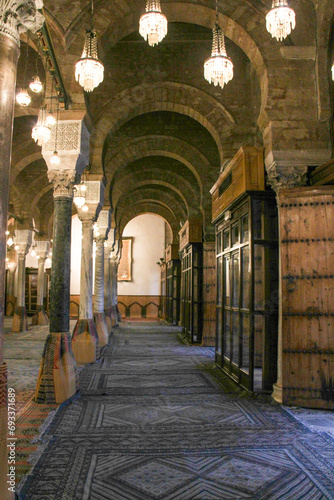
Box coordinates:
[47,170,76,198]
[13,229,32,255]
[42,120,90,175]
[266,163,308,194]
[0,0,44,45]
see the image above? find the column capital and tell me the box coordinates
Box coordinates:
[94,209,111,240]
[42,118,90,175]
[13,229,32,256]
[34,240,50,260]
[0,0,44,45]
[48,170,76,199]
[266,163,308,194]
[76,180,105,222]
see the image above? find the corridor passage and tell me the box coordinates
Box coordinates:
[20,323,334,499]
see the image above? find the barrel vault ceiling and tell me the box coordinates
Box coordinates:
[10,0,334,241]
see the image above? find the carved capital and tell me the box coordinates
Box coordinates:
[0,0,44,45]
[94,235,106,245]
[34,240,50,260]
[267,163,308,194]
[13,229,32,256]
[48,170,76,199]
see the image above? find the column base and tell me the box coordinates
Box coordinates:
[5,295,15,316]
[0,364,15,500]
[72,319,100,364]
[32,305,49,326]
[271,382,283,404]
[12,306,28,333]
[94,313,109,346]
[104,308,113,333]
[35,332,78,404]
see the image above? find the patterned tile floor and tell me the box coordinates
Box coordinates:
[4,321,334,499]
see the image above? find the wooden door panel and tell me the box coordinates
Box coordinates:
[279,187,334,408]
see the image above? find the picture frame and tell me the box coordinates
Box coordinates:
[117,237,133,281]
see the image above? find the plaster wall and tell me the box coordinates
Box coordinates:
[118,214,165,296]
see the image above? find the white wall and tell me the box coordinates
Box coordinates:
[29,214,165,296]
[119,214,165,296]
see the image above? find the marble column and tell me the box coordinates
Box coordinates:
[267,163,308,404]
[93,209,111,346]
[12,230,32,333]
[110,238,122,325]
[35,172,78,404]
[72,211,100,363]
[0,2,44,497]
[5,261,16,316]
[110,257,119,326]
[32,241,50,325]
[104,230,115,332]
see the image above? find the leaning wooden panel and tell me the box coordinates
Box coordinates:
[279,186,334,408]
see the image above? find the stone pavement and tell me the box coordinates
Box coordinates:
[15,322,334,500]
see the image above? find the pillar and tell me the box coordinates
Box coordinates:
[104,230,115,332]
[5,261,16,316]
[32,241,50,325]
[72,180,104,364]
[36,113,91,403]
[110,238,121,325]
[12,230,32,333]
[0,2,43,497]
[35,172,78,403]
[93,210,111,346]
[267,163,308,404]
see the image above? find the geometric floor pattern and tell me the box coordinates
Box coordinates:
[19,323,334,499]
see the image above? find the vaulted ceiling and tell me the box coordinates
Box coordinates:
[10,0,334,241]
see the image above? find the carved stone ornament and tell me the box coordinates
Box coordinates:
[267,163,308,194]
[47,170,76,198]
[0,0,44,45]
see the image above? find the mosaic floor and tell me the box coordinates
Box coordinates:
[14,322,334,499]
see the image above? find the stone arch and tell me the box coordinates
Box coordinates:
[91,82,235,173]
[104,134,210,194]
[118,202,179,242]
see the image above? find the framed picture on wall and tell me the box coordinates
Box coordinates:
[117,237,133,281]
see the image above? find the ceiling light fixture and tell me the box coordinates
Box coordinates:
[73,181,87,208]
[266,0,296,41]
[75,0,104,92]
[16,40,31,107]
[32,106,51,146]
[139,0,168,47]
[204,0,233,89]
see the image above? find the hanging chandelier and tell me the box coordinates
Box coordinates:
[29,75,43,93]
[31,106,51,146]
[16,41,31,107]
[75,0,104,92]
[266,0,296,41]
[139,0,168,47]
[16,88,31,107]
[73,182,87,208]
[204,1,233,89]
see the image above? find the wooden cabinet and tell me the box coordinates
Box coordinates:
[166,259,181,325]
[215,193,278,391]
[25,268,38,314]
[180,243,203,343]
[160,263,167,319]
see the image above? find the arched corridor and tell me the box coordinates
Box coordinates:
[18,322,334,499]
